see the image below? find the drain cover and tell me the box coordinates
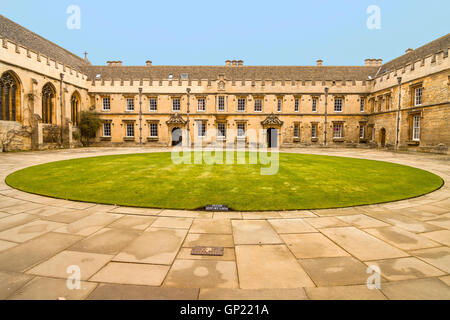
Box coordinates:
[191,246,224,256]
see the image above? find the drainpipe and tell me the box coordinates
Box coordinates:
[139,87,143,146]
[324,87,329,146]
[60,73,64,146]
[186,88,191,147]
[396,77,402,150]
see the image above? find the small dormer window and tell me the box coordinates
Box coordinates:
[168,74,173,80]
[180,73,189,80]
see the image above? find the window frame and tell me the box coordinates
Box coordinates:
[125,123,135,137]
[172,98,181,112]
[333,123,344,139]
[412,115,421,141]
[103,122,111,137]
[126,98,135,112]
[237,123,246,137]
[237,98,246,112]
[197,98,206,112]
[360,97,366,113]
[334,97,343,113]
[149,123,158,138]
[217,96,225,112]
[254,98,263,112]
[102,97,111,111]
[217,122,226,138]
[414,87,423,106]
[312,97,318,112]
[311,124,317,139]
[149,97,157,112]
[294,98,299,112]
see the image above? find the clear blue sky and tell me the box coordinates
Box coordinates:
[2,0,449,66]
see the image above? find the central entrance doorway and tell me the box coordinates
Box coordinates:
[267,128,278,148]
[172,127,183,146]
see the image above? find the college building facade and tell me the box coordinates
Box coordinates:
[0,15,449,153]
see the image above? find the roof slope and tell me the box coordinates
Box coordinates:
[0,14,88,69]
[379,33,450,75]
[83,65,379,81]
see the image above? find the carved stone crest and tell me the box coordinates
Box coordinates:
[217,81,225,91]
[166,113,187,125]
[261,113,284,127]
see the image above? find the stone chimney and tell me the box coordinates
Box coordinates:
[117,61,122,67]
[232,60,237,67]
[365,59,371,66]
[405,48,414,54]
[146,60,152,66]
[316,59,323,66]
[238,60,244,66]
[107,61,112,67]
[225,60,231,66]
[376,59,383,66]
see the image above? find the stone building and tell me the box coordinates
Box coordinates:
[0,14,449,153]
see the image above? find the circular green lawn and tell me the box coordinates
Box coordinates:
[5,152,443,211]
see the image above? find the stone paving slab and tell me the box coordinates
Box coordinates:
[0,271,33,299]
[0,213,38,232]
[182,234,234,248]
[232,220,282,245]
[364,226,441,251]
[55,213,122,237]
[199,288,308,300]
[0,220,65,243]
[0,232,83,272]
[421,230,450,246]
[320,227,409,261]
[108,216,156,230]
[380,278,450,300]
[26,250,112,280]
[299,257,372,287]
[68,228,141,255]
[281,233,349,259]
[163,260,239,289]
[189,219,232,234]
[235,245,315,289]
[88,283,199,300]
[8,277,97,300]
[90,262,169,286]
[151,217,193,229]
[364,257,445,281]
[114,228,187,265]
[305,285,387,300]
[410,247,450,273]
[335,214,390,228]
[268,219,317,234]
[0,239,17,252]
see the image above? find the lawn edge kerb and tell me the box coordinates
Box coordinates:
[4,152,445,212]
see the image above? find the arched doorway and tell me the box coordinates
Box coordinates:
[172,127,183,146]
[267,128,278,148]
[380,128,386,147]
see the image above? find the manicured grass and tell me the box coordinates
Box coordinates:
[5,152,443,211]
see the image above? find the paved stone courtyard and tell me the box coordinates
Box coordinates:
[0,147,449,300]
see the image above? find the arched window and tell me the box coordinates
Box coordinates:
[0,71,20,122]
[71,92,81,126]
[42,83,55,124]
